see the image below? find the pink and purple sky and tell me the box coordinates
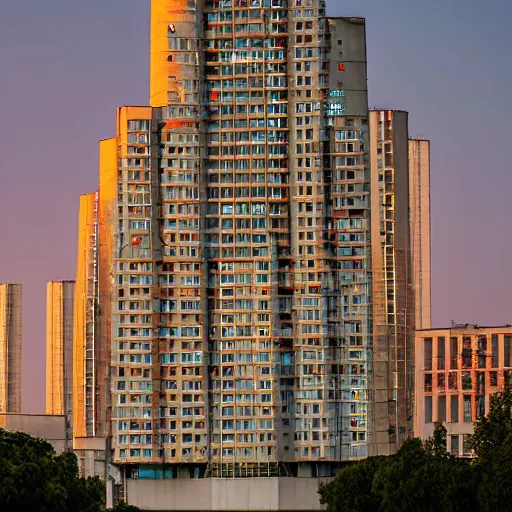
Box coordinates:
[1,0,511,412]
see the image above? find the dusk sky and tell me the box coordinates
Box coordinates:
[1,0,511,412]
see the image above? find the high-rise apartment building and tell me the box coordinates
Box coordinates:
[0,283,22,413]
[46,281,75,438]
[121,11,372,469]
[73,1,430,508]
[408,138,431,330]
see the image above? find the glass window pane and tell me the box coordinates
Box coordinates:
[424,338,432,371]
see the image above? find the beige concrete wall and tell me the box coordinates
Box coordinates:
[127,477,327,511]
[0,413,67,453]
[408,140,431,330]
[46,280,75,418]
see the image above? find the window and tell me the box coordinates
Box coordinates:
[425,396,432,423]
[478,336,487,368]
[463,395,472,422]
[462,435,472,456]
[450,337,458,369]
[462,337,472,368]
[450,435,459,455]
[438,373,445,392]
[424,374,432,392]
[424,338,432,370]
[462,371,472,390]
[505,335,512,367]
[492,334,499,368]
[450,395,459,423]
[437,337,445,370]
[438,395,446,422]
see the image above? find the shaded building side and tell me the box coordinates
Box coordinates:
[369,110,415,454]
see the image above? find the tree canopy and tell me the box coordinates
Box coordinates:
[319,391,512,512]
[0,428,105,512]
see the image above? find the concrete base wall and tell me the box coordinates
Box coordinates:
[0,413,67,453]
[127,477,328,511]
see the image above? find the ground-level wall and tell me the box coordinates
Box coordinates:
[127,477,329,511]
[0,413,68,453]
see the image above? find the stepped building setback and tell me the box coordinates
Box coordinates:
[72,0,431,508]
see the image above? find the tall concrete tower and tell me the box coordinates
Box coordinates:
[46,280,75,420]
[0,283,22,413]
[408,138,431,331]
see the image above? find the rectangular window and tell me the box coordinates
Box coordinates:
[462,337,472,368]
[450,395,459,423]
[462,435,472,456]
[492,334,499,368]
[425,396,432,423]
[462,372,472,391]
[506,370,512,389]
[478,336,487,369]
[450,337,458,369]
[450,435,459,455]
[424,374,432,392]
[463,395,472,422]
[424,338,433,371]
[438,395,446,422]
[437,337,445,370]
[505,335,512,367]
[438,373,445,392]
[477,394,485,418]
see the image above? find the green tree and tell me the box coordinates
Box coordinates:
[470,391,512,512]
[319,456,385,512]
[469,390,512,460]
[319,426,477,512]
[0,428,105,512]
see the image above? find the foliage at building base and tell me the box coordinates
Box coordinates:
[319,391,512,512]
[0,428,106,512]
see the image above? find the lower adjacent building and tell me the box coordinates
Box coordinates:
[414,325,512,456]
[0,413,69,453]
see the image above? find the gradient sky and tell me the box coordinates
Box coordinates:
[1,0,511,412]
